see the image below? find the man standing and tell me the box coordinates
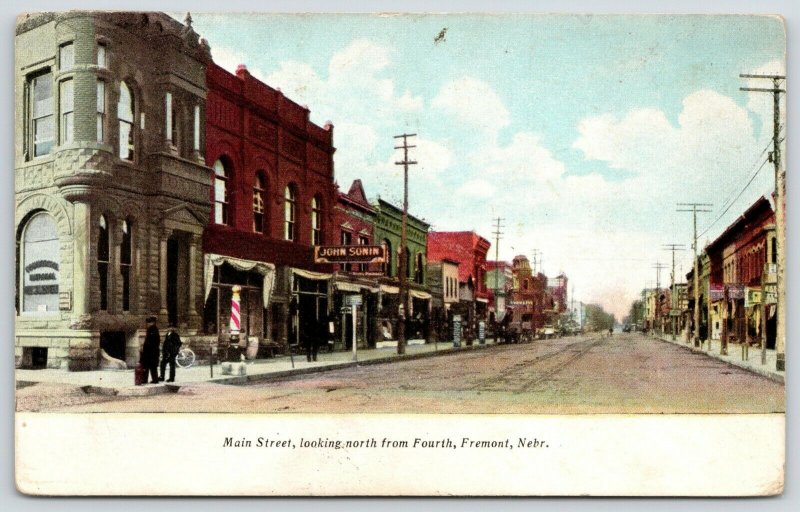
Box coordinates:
[141,316,161,384]
[160,324,182,382]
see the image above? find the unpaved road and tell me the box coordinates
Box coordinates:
[20,333,785,414]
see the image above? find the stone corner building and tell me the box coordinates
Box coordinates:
[15,12,211,370]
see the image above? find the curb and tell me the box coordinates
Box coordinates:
[222,341,497,385]
[81,341,501,391]
[654,336,784,384]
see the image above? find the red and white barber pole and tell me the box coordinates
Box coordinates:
[230,285,242,338]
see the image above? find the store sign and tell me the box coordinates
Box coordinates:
[745,287,762,308]
[314,245,385,263]
[345,295,363,306]
[710,284,724,301]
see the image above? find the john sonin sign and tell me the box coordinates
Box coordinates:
[314,245,386,264]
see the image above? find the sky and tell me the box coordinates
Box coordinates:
[180,13,785,321]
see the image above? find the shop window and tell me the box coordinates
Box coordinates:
[311,195,322,246]
[121,219,133,311]
[30,71,54,157]
[213,159,230,225]
[98,215,109,310]
[20,212,60,313]
[59,79,74,144]
[118,81,135,160]
[284,184,296,241]
[253,173,266,233]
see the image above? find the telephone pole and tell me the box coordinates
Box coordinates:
[740,73,785,371]
[530,249,541,273]
[394,133,417,355]
[678,203,712,348]
[662,244,686,340]
[491,217,505,323]
[652,262,667,335]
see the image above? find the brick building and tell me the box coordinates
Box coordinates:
[704,196,776,350]
[372,199,431,342]
[507,255,549,335]
[202,61,337,355]
[330,179,380,349]
[15,12,211,370]
[427,231,491,342]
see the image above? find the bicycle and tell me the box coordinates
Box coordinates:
[175,345,196,369]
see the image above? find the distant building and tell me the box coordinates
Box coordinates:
[427,231,491,342]
[486,260,513,321]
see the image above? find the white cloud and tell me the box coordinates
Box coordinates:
[471,132,566,183]
[431,77,510,136]
[456,179,496,199]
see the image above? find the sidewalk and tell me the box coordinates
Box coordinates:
[15,338,500,396]
[654,333,784,384]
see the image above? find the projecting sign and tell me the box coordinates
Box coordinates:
[345,295,363,306]
[314,245,385,264]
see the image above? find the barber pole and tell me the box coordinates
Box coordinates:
[230,285,242,336]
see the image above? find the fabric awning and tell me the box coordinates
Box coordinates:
[336,281,378,293]
[409,289,432,300]
[204,254,276,308]
[475,297,489,303]
[380,284,400,295]
[291,267,333,281]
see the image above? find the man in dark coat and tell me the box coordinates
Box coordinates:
[303,319,321,362]
[160,324,182,382]
[141,316,161,384]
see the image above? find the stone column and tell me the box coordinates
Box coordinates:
[188,234,200,326]
[71,201,91,320]
[159,230,171,317]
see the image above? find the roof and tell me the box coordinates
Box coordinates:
[338,179,375,213]
[705,196,773,254]
[427,231,491,283]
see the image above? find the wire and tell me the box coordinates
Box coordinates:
[697,130,785,240]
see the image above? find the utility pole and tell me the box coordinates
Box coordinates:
[394,133,417,355]
[678,202,712,348]
[740,73,786,371]
[663,244,686,340]
[530,249,540,274]
[491,217,504,324]
[652,262,667,336]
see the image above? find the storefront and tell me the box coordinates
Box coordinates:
[289,268,332,350]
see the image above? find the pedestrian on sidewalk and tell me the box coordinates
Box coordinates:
[140,316,161,384]
[160,324,182,382]
[303,320,320,362]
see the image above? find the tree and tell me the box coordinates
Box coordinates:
[584,304,614,332]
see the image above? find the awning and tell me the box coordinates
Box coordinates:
[291,267,333,281]
[475,297,489,303]
[380,284,399,295]
[336,281,378,293]
[204,254,276,308]
[409,289,432,300]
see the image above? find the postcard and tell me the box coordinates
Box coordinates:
[14,11,785,496]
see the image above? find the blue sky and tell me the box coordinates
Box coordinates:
[181,13,785,319]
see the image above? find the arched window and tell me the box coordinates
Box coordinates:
[382,239,392,276]
[121,219,133,311]
[98,215,109,310]
[118,81,134,160]
[20,213,60,313]
[213,159,229,225]
[284,184,296,241]
[311,195,322,246]
[253,173,266,233]
[415,253,424,284]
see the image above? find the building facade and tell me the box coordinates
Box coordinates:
[202,61,337,356]
[16,12,211,370]
[372,198,431,342]
[427,231,491,343]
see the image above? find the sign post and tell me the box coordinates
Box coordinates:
[345,295,363,361]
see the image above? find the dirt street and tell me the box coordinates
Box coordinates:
[22,333,785,414]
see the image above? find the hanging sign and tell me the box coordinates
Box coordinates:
[745,287,762,308]
[314,245,385,264]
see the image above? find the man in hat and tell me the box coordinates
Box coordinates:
[141,316,161,384]
[160,324,183,382]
